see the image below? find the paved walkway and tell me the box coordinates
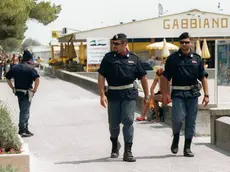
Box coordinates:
[0,71,230,172]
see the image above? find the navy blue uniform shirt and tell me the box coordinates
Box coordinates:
[163,49,208,98]
[98,51,146,100]
[6,62,40,89]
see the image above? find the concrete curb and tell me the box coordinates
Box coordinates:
[216,117,230,152]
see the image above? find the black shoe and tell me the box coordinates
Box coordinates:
[110,137,121,158]
[25,129,34,136]
[123,143,136,162]
[171,133,180,154]
[184,139,194,157]
[25,125,34,136]
[18,130,33,137]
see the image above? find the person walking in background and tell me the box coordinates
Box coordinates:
[6,50,40,137]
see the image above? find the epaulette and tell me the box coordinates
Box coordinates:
[192,52,202,58]
[129,52,139,59]
[168,51,179,58]
[104,51,115,56]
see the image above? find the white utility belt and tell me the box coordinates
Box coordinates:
[15,88,28,94]
[171,85,194,90]
[14,88,35,102]
[108,84,134,90]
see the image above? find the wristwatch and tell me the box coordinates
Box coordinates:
[204,94,209,98]
[145,95,150,101]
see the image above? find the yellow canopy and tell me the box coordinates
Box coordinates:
[69,41,77,59]
[79,42,86,64]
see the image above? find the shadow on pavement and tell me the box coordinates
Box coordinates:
[150,125,171,129]
[54,154,181,165]
[136,121,172,130]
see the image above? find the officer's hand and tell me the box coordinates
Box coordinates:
[100,95,108,108]
[202,96,209,107]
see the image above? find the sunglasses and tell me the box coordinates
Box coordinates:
[180,41,190,45]
[112,42,123,46]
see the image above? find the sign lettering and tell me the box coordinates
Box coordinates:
[163,18,229,29]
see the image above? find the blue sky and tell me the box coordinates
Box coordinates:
[25,0,230,45]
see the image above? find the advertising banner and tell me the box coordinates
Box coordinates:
[86,38,110,65]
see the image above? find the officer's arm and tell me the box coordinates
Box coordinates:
[201,77,209,96]
[161,57,172,94]
[31,68,40,92]
[141,75,149,100]
[6,79,14,90]
[98,55,108,97]
[198,58,209,96]
[98,74,106,97]
[33,78,40,92]
[5,70,14,90]
[136,59,149,100]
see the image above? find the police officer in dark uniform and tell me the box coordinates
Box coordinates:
[6,50,40,137]
[161,32,209,157]
[98,33,149,162]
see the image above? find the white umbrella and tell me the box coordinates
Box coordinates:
[146,41,179,50]
[201,39,211,59]
[161,38,170,58]
[196,40,202,56]
[201,39,211,68]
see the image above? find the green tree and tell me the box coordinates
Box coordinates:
[0,0,61,52]
[0,38,21,52]
[21,38,41,51]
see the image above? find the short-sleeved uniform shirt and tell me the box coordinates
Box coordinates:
[98,51,146,101]
[6,62,40,90]
[163,49,208,98]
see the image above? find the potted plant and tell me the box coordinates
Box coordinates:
[0,104,30,172]
[0,165,18,172]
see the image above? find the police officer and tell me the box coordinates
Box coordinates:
[98,33,149,162]
[6,50,40,137]
[161,32,209,157]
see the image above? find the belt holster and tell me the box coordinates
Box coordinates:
[191,83,202,95]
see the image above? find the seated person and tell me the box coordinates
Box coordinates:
[150,68,171,122]
[136,96,154,121]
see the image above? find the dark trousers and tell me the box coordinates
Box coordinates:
[108,99,136,143]
[172,97,198,139]
[17,93,31,130]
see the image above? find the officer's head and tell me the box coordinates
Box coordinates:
[22,50,33,62]
[111,33,128,53]
[179,32,191,52]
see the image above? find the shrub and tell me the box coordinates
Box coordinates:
[0,165,18,172]
[0,104,22,153]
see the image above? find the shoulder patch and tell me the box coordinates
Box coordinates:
[129,52,139,60]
